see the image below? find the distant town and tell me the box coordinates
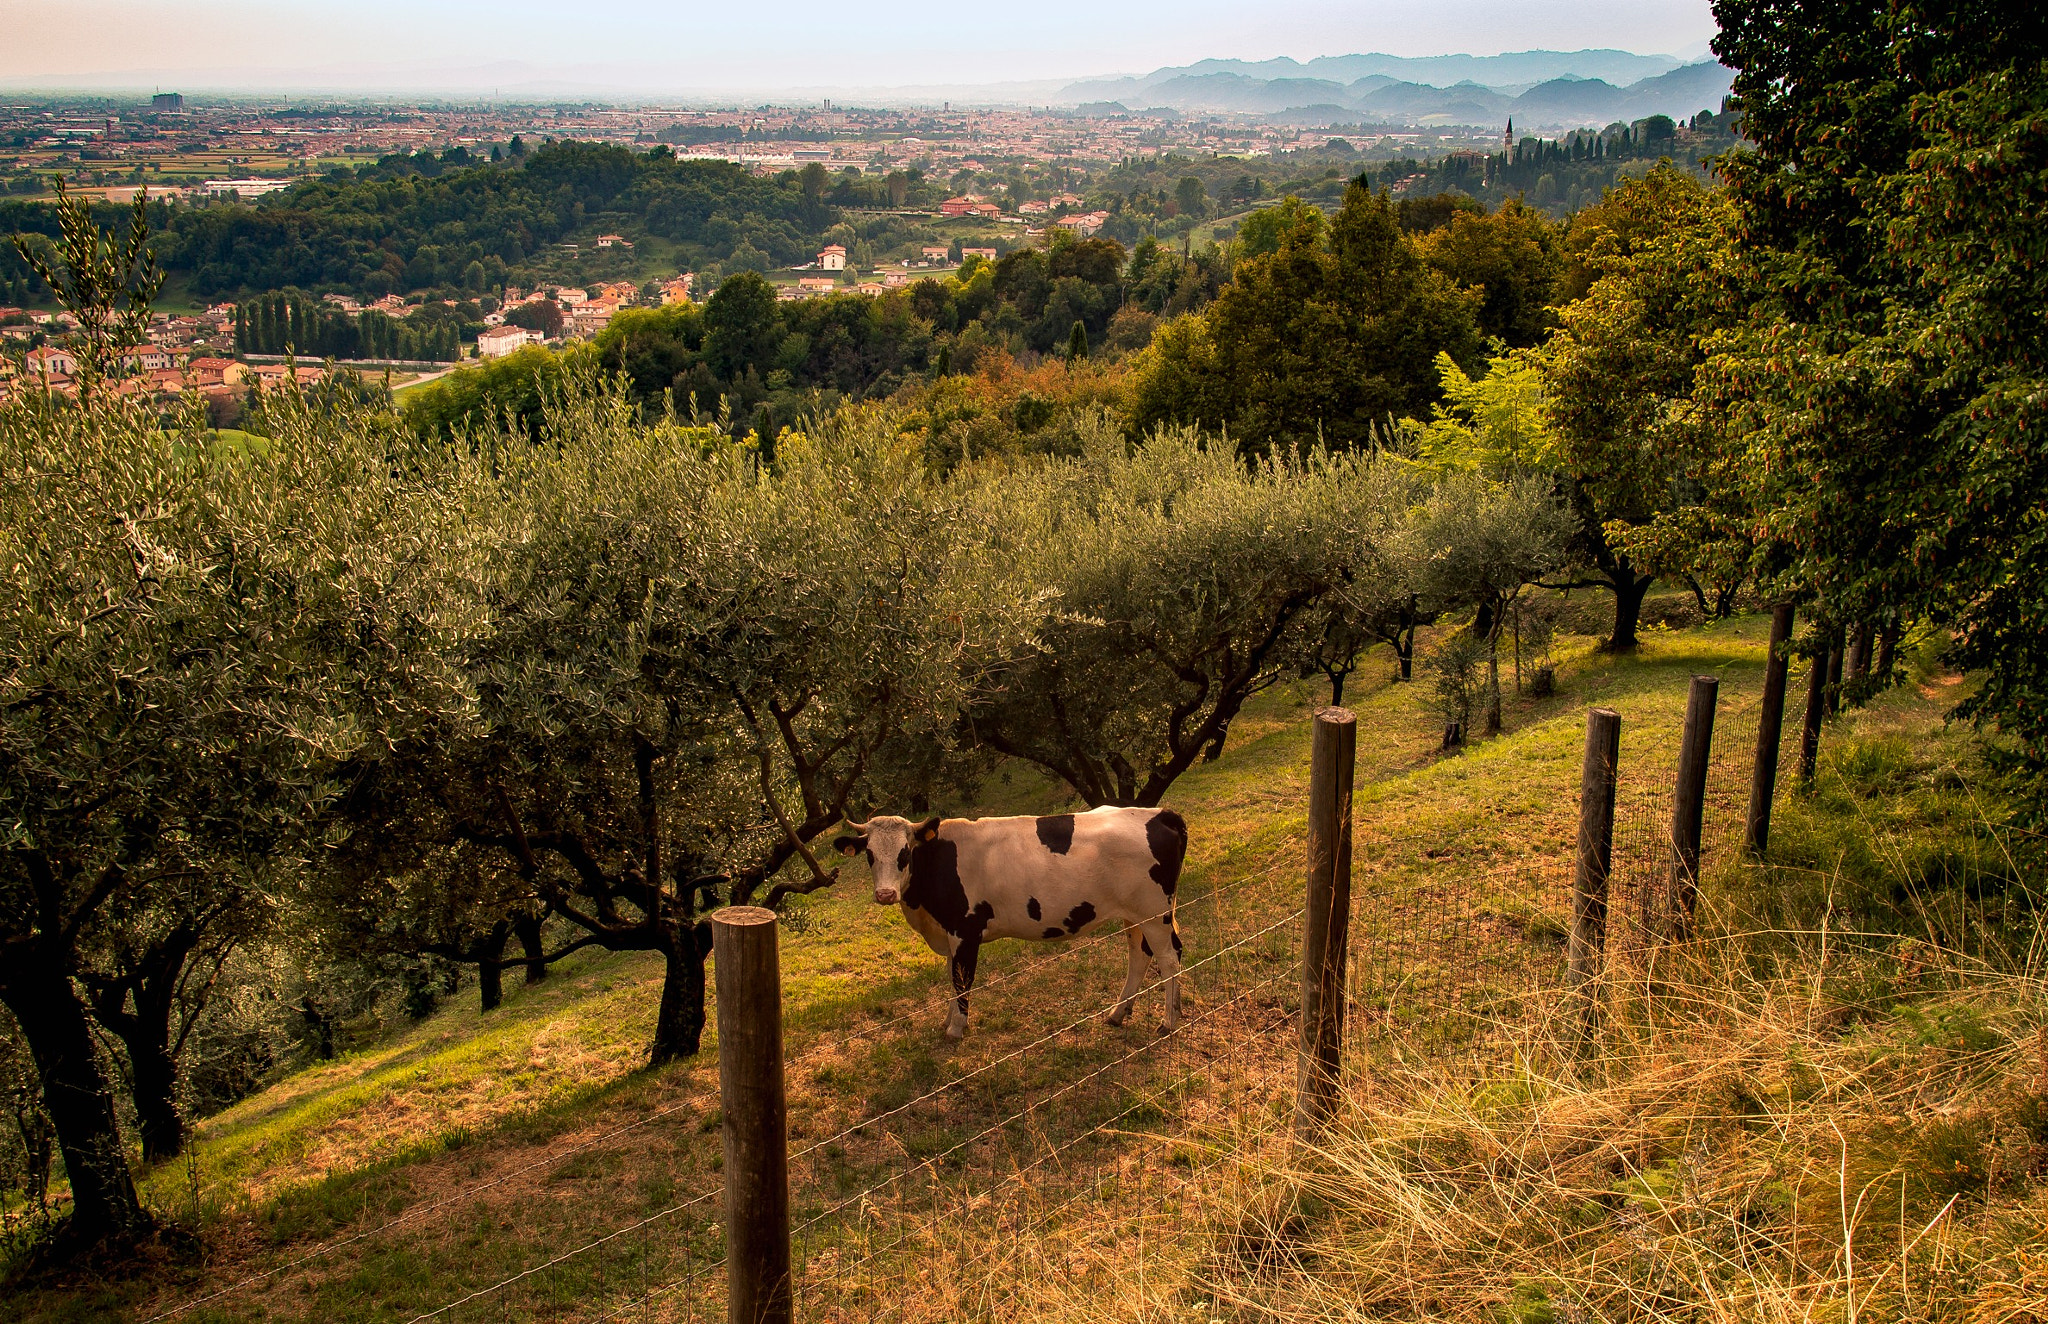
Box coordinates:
[0,65,1739,410]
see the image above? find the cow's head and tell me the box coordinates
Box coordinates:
[833,814,942,906]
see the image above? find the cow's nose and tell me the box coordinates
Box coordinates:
[874,887,899,905]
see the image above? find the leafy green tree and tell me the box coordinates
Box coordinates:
[1408,348,1556,474]
[703,271,781,380]
[402,342,595,441]
[1175,175,1208,219]
[1414,198,1563,348]
[1707,0,2048,769]
[1235,196,1326,260]
[504,299,563,337]
[1539,167,1740,650]
[1130,180,1482,455]
[1407,472,1572,732]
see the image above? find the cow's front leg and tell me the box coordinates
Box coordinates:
[1107,927,1145,1026]
[945,934,983,1040]
[1140,918,1184,1030]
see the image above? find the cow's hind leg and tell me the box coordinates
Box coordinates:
[945,935,983,1040]
[1106,927,1145,1026]
[1137,915,1184,1030]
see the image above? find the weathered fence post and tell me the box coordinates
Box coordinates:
[1570,708,1621,1028]
[1295,707,1356,1137]
[1798,642,1828,782]
[1745,604,1795,857]
[1667,675,1719,938]
[713,907,792,1324]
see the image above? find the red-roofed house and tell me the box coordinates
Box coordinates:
[26,346,77,379]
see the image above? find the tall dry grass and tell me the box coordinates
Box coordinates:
[1053,928,2048,1323]
[865,913,2048,1323]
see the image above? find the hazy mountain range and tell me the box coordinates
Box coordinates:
[1060,49,1734,129]
[0,48,1730,123]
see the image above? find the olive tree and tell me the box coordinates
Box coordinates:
[1410,472,1573,733]
[967,422,1390,806]
[0,382,448,1251]
[322,389,1025,1064]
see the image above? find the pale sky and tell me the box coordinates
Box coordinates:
[0,0,1719,95]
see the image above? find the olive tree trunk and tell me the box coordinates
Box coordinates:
[1,953,146,1249]
[650,923,711,1066]
[515,912,549,985]
[476,921,509,1013]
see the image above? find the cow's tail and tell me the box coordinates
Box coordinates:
[1149,808,1188,961]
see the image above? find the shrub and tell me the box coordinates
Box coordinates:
[1423,628,1488,742]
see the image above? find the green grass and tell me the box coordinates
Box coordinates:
[13,604,2016,1322]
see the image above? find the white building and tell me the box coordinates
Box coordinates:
[478,325,540,358]
[197,179,293,199]
[817,244,847,271]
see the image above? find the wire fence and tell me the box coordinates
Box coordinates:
[150,662,1816,1324]
[1604,676,1779,965]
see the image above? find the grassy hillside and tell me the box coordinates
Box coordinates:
[11,603,2042,1322]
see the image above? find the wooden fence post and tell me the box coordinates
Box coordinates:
[1570,709,1622,1025]
[1824,631,1845,717]
[1295,706,1356,1137]
[1667,675,1719,938]
[1745,605,1794,857]
[1798,643,1828,782]
[713,907,791,1324]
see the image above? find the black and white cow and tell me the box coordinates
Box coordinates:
[834,806,1187,1040]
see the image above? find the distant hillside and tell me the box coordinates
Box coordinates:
[1063,48,1732,129]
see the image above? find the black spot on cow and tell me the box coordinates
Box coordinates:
[1146,810,1187,896]
[1140,935,1152,956]
[1042,926,1064,940]
[903,838,973,936]
[1026,896,1041,921]
[1063,901,1096,934]
[896,846,910,872]
[943,898,997,1019]
[1035,814,1076,854]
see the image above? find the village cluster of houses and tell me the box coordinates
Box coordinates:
[0,339,327,404]
[1,185,1120,392]
[938,192,1112,238]
[476,275,689,357]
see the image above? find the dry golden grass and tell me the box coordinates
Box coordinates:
[887,931,2048,1324]
[28,608,2038,1324]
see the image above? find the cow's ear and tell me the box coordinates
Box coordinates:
[917,815,943,842]
[833,834,867,857]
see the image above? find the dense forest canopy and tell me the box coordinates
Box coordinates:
[0,141,845,300]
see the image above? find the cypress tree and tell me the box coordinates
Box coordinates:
[1066,320,1089,364]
